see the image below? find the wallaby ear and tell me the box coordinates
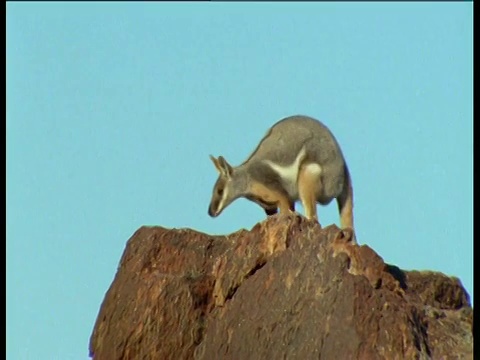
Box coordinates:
[209,155,223,174]
[218,156,233,177]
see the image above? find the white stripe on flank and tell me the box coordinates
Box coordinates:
[264,146,308,197]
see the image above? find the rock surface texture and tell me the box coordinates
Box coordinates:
[90,216,473,360]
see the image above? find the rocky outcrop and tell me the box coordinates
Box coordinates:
[89,215,472,359]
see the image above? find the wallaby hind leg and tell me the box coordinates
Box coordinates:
[298,163,322,221]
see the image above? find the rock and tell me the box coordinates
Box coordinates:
[89,215,472,359]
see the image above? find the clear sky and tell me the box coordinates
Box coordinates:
[7,3,473,359]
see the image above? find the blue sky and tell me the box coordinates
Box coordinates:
[7,3,473,359]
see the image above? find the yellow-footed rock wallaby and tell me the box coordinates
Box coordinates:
[208,115,356,243]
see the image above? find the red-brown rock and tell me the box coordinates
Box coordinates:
[89,215,472,359]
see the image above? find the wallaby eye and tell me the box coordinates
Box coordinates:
[217,188,224,196]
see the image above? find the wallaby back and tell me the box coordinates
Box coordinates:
[244,115,347,201]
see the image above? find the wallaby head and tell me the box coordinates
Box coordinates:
[208,155,244,217]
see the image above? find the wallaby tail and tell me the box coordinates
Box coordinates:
[337,164,355,241]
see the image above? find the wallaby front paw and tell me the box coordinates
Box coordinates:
[341,227,357,244]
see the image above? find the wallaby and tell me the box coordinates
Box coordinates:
[208,115,355,242]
